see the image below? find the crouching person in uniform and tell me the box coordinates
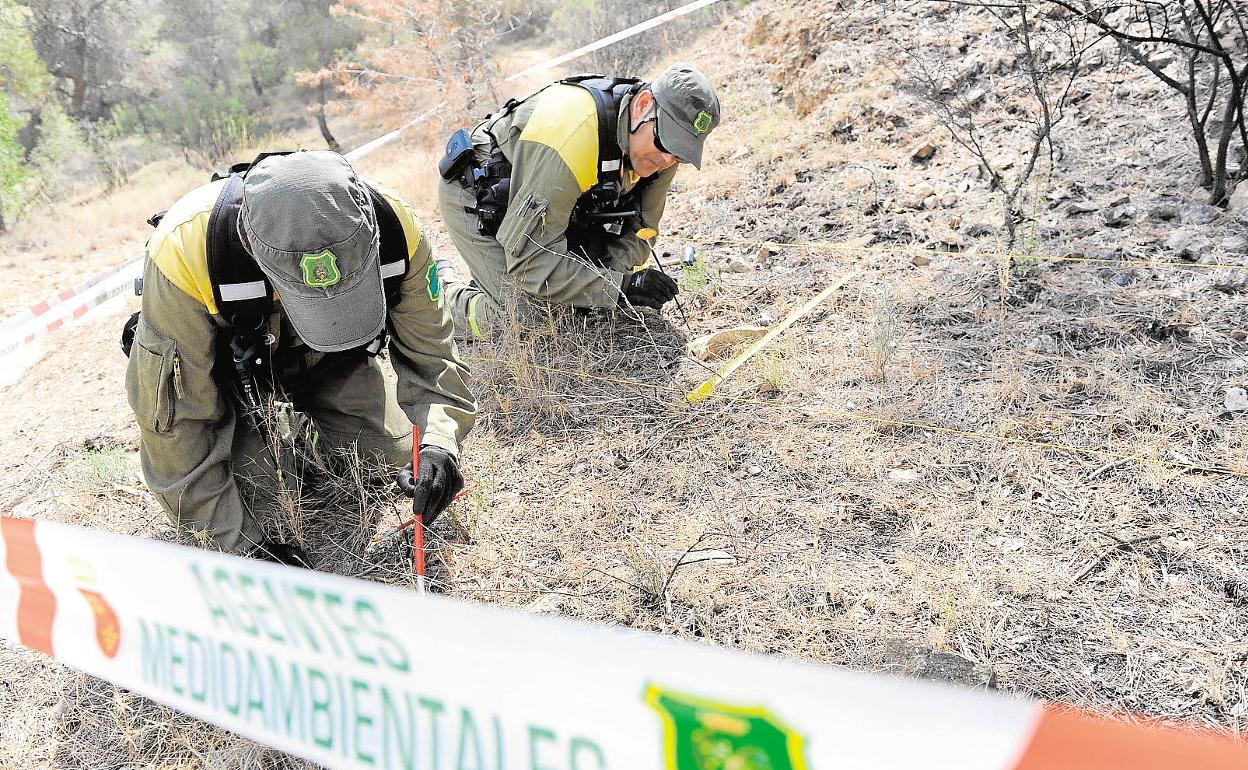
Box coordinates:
[435,63,721,340]
[124,151,477,567]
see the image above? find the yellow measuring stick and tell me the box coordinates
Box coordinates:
[685,269,863,405]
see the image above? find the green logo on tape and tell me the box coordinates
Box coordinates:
[646,684,807,770]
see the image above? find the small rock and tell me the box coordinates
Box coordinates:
[1222,236,1248,254]
[1226,387,1248,412]
[722,255,752,273]
[911,253,931,267]
[1181,203,1220,226]
[849,233,877,249]
[882,641,995,689]
[1064,200,1099,216]
[1026,333,1058,354]
[755,245,777,265]
[757,311,775,326]
[747,465,763,476]
[1102,204,1135,228]
[964,87,987,107]
[1189,187,1213,205]
[940,193,959,208]
[1228,184,1248,221]
[928,229,964,251]
[1147,202,1180,222]
[908,182,936,208]
[910,139,939,162]
[1112,273,1132,287]
[689,326,768,361]
[1167,227,1214,260]
[922,194,940,210]
[1149,50,1177,69]
[888,468,920,483]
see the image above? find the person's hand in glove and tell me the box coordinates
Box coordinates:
[621,268,678,310]
[395,445,464,524]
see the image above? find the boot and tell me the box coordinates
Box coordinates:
[251,540,314,570]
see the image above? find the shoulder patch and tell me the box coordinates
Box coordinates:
[425,262,441,301]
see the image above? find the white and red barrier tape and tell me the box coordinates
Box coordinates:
[0,0,728,362]
[0,513,1244,770]
[0,257,142,358]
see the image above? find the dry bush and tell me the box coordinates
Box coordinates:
[540,0,728,78]
[306,0,505,133]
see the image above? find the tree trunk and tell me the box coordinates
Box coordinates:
[1186,97,1215,188]
[18,107,42,162]
[316,84,340,152]
[0,199,7,235]
[1212,86,1239,203]
[70,77,88,121]
[251,73,264,98]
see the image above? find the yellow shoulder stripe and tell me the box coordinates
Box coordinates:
[148,180,221,315]
[519,84,600,192]
[376,186,424,260]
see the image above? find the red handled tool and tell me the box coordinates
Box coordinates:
[410,426,426,593]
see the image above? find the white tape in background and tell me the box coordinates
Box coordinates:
[500,0,725,84]
[0,516,1042,770]
[0,257,142,360]
[343,0,725,161]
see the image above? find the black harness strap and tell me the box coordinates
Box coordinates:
[207,172,271,335]
[370,186,409,305]
[558,75,638,190]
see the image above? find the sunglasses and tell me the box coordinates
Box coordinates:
[652,119,670,155]
[640,112,672,156]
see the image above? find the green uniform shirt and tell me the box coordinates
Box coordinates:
[469,83,679,308]
[125,178,476,552]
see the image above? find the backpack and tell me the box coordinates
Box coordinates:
[122,152,409,359]
[452,75,648,256]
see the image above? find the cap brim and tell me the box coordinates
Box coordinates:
[657,108,706,170]
[270,265,386,353]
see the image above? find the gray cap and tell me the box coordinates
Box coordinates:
[238,151,385,353]
[652,63,721,169]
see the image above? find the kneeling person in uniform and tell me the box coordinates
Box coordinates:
[436,63,721,339]
[125,151,477,565]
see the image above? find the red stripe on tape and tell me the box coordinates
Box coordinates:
[0,517,56,657]
[1012,704,1248,770]
[72,304,88,319]
[46,318,63,333]
[57,288,76,303]
[30,301,49,317]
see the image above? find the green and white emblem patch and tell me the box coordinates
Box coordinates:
[425,262,441,301]
[646,684,808,770]
[694,110,714,134]
[300,250,341,288]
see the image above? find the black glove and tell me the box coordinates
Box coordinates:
[621,268,678,310]
[395,445,464,524]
